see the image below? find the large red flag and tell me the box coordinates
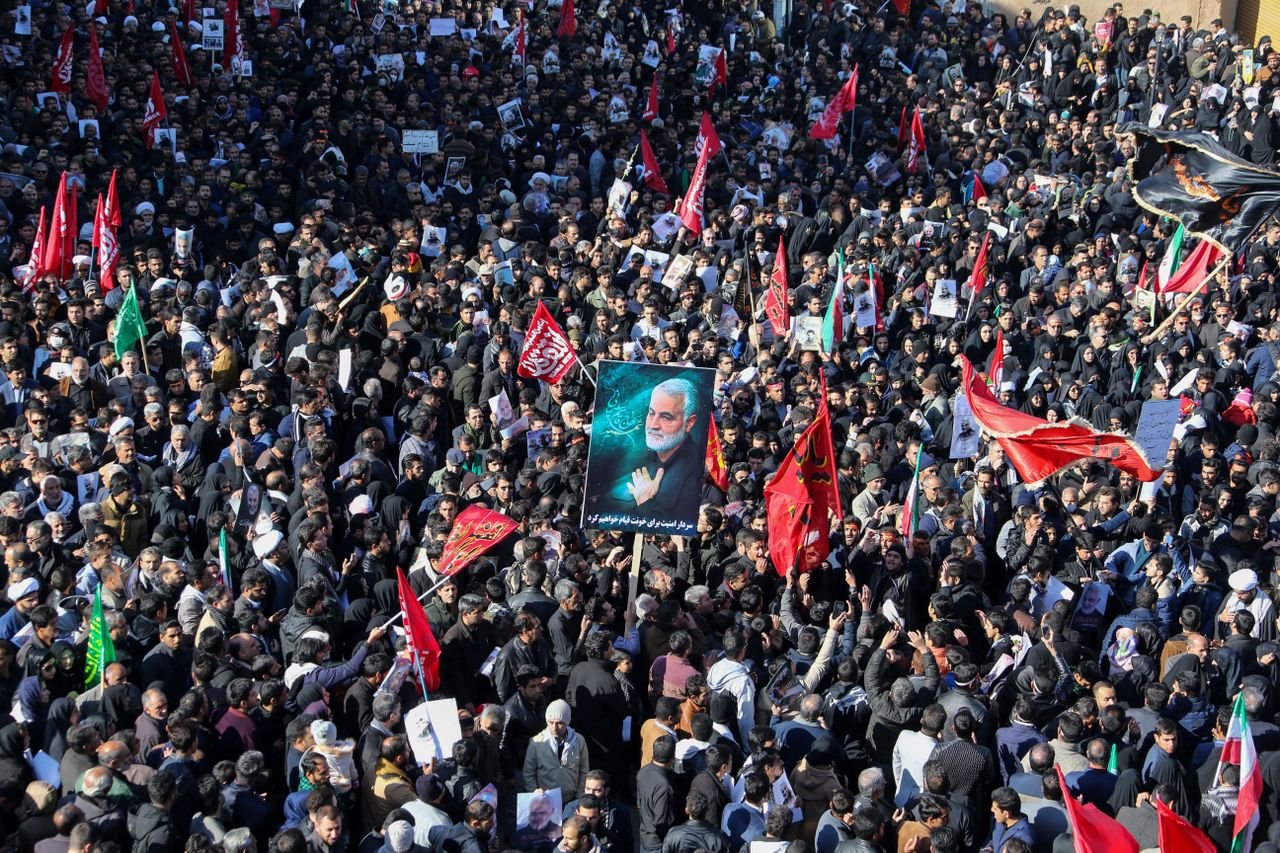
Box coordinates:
[143,72,166,148]
[695,112,722,160]
[642,75,660,122]
[171,22,194,86]
[436,505,518,577]
[224,0,240,69]
[676,134,712,236]
[638,131,669,195]
[896,105,909,147]
[1159,239,1225,295]
[105,168,122,228]
[906,107,926,174]
[763,235,790,335]
[93,190,120,292]
[64,180,77,271]
[395,567,440,693]
[764,400,842,573]
[22,207,46,293]
[518,301,577,383]
[42,174,68,281]
[1155,799,1215,853]
[706,417,729,491]
[556,0,576,38]
[86,24,109,111]
[1057,768,1139,853]
[960,357,1163,482]
[966,231,990,299]
[50,25,74,94]
[808,66,858,140]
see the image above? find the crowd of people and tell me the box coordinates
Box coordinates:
[4,0,1280,852]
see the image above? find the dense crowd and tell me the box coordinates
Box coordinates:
[5,0,1280,852]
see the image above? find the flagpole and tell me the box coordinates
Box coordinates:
[379,569,461,631]
[1143,257,1229,340]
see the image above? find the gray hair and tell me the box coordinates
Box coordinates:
[651,377,698,422]
[479,704,507,728]
[143,402,164,418]
[553,578,579,603]
[78,502,101,524]
[170,424,190,439]
[222,828,257,853]
[857,767,886,798]
[684,585,711,607]
[235,750,265,780]
[363,378,382,398]
[0,492,22,512]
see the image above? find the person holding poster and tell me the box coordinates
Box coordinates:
[582,361,714,536]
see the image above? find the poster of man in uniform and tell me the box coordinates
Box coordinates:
[582,361,715,536]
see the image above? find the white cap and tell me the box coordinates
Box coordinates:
[384,274,410,301]
[253,529,283,559]
[348,495,373,516]
[545,699,571,723]
[7,577,39,602]
[1229,568,1259,592]
[311,719,337,745]
[272,222,295,235]
[108,416,134,437]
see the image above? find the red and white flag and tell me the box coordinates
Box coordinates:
[517,301,577,384]
[87,24,109,111]
[694,111,722,160]
[1212,691,1261,853]
[556,0,576,38]
[94,178,121,292]
[50,25,74,94]
[676,131,712,236]
[763,235,790,335]
[986,329,1004,390]
[642,75,660,122]
[706,417,729,491]
[906,107,926,174]
[512,14,526,67]
[43,173,69,282]
[637,130,669,195]
[143,72,166,148]
[22,207,47,293]
[808,65,858,140]
[171,22,194,85]
[224,0,241,69]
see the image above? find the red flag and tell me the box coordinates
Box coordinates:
[224,0,240,69]
[764,400,842,573]
[64,180,77,271]
[50,25,74,95]
[105,168,122,228]
[143,72,166,148]
[892,0,910,14]
[86,24,109,111]
[518,301,578,383]
[512,14,527,67]
[94,189,120,292]
[1160,239,1224,294]
[709,48,727,94]
[638,131,669,195]
[960,357,1163,483]
[971,173,987,203]
[706,417,729,491]
[1155,799,1215,853]
[667,28,675,54]
[1057,768,1139,853]
[171,22,194,86]
[183,0,195,26]
[906,107,926,174]
[556,0,576,38]
[808,66,858,140]
[695,112,722,160]
[676,133,712,236]
[966,231,990,299]
[436,505,519,577]
[896,105,908,147]
[642,75,660,122]
[43,174,68,282]
[764,235,790,335]
[986,329,1004,389]
[22,207,46,293]
[395,567,440,693]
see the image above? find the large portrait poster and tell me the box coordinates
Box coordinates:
[582,361,715,536]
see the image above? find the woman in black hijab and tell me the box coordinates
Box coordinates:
[100,683,143,733]
[0,724,32,789]
[43,697,77,762]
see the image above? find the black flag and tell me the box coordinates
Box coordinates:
[1123,124,1280,253]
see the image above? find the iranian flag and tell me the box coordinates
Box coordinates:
[219,528,233,593]
[821,252,845,353]
[986,329,1004,390]
[1156,222,1185,290]
[1213,691,1261,853]
[900,444,924,540]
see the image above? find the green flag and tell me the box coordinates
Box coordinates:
[84,585,116,689]
[1156,222,1185,289]
[822,252,845,353]
[113,284,147,361]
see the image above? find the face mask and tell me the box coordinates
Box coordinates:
[48,336,64,348]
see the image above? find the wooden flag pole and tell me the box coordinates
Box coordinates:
[1144,257,1229,340]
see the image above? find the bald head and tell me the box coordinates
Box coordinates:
[103,662,127,685]
[98,740,131,768]
[82,766,113,798]
[1187,633,1209,654]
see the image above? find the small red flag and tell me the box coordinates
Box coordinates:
[50,25,74,94]
[695,111,722,160]
[518,301,578,384]
[143,72,167,148]
[43,173,68,282]
[396,567,440,693]
[676,135,712,236]
[556,0,577,38]
[86,24,109,111]
[1057,768,1139,853]
[706,418,729,491]
[22,206,46,293]
[896,105,909,147]
[642,75,660,122]
[512,14,526,67]
[764,235,790,336]
[709,48,727,94]
[638,130,669,195]
[105,168,122,228]
[961,357,1164,483]
[64,180,77,272]
[808,65,858,140]
[906,107,926,174]
[892,0,910,14]
[971,173,987,202]
[436,505,519,578]
[171,22,194,86]
[764,400,842,573]
[667,28,675,54]
[966,231,990,299]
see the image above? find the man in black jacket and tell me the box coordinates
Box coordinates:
[441,594,499,709]
[637,735,680,853]
[661,790,730,853]
[491,611,555,702]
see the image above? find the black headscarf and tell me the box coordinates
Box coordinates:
[101,683,143,732]
[44,697,76,761]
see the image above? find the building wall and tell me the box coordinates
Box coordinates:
[985,0,1235,34]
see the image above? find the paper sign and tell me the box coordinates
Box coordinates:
[950,392,981,459]
[930,279,958,318]
[202,18,224,51]
[1132,399,1180,468]
[339,349,353,390]
[662,254,694,290]
[375,54,406,80]
[1169,367,1199,396]
[853,287,877,329]
[402,129,439,154]
[429,17,456,35]
[404,697,463,765]
[607,179,632,217]
[15,5,31,35]
[326,252,356,297]
[796,317,822,351]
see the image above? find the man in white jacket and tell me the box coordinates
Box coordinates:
[706,628,756,745]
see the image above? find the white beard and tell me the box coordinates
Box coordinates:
[646,429,683,454]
